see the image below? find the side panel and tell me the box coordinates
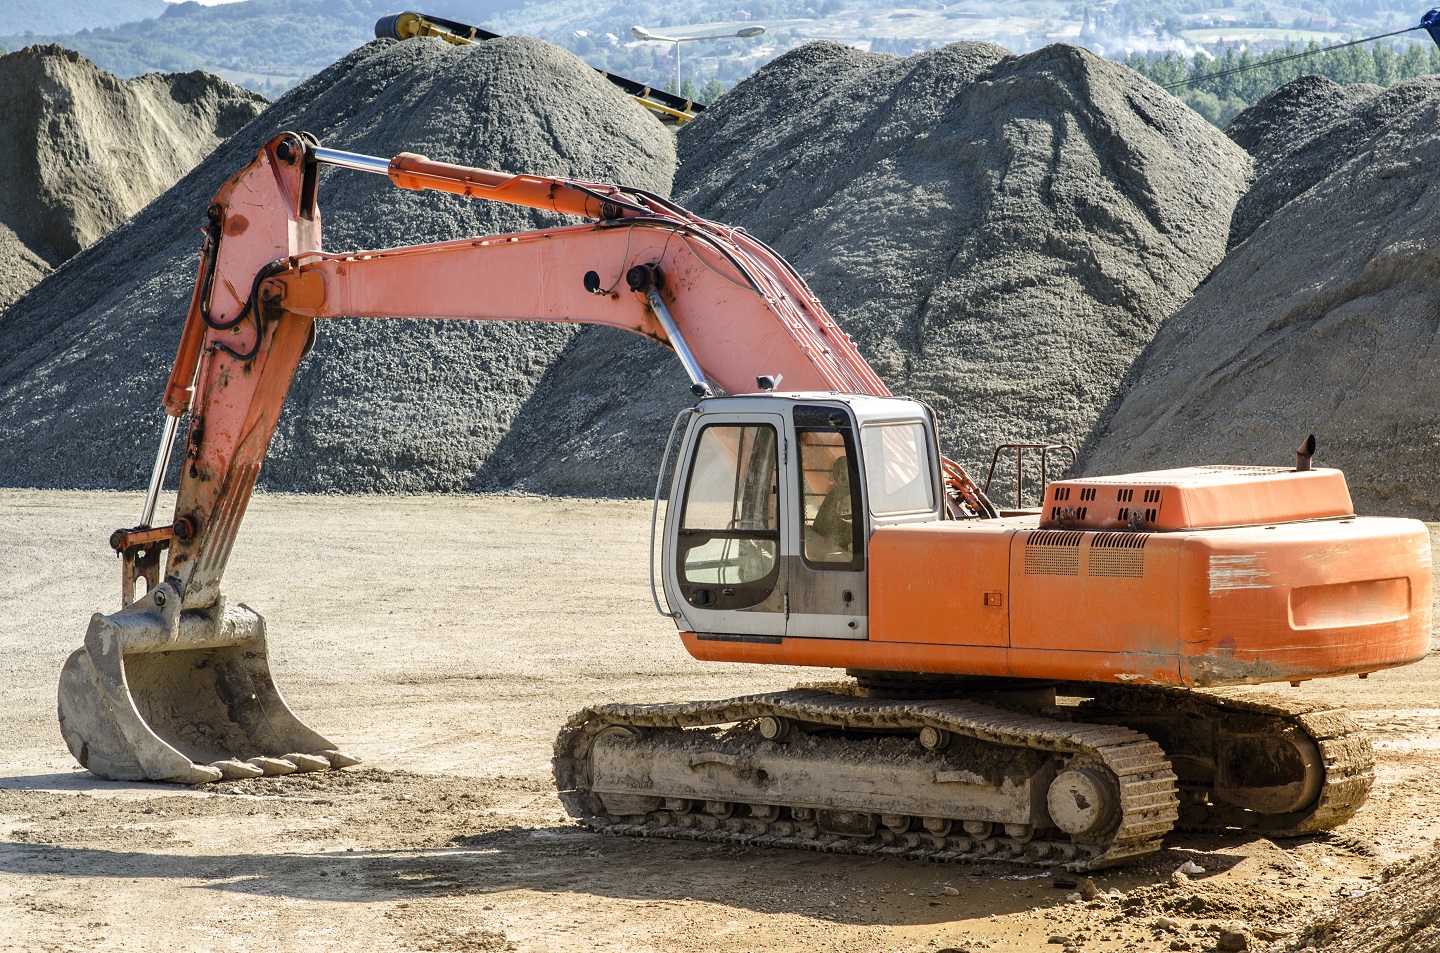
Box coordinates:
[1173,517,1432,684]
[1008,530,1182,683]
[868,522,1014,648]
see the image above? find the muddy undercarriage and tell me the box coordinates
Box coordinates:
[554,679,1372,871]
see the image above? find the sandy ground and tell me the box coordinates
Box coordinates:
[1,490,1437,952]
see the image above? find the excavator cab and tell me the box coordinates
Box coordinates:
[659,394,943,641]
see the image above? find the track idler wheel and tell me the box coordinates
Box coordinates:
[57,583,359,784]
[1215,726,1323,815]
[1046,766,1121,840]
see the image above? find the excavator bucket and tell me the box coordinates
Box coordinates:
[58,581,358,784]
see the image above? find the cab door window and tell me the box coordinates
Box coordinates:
[797,424,863,572]
[677,424,780,610]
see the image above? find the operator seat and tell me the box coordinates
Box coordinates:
[812,455,854,558]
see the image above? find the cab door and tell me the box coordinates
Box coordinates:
[787,405,868,639]
[665,413,789,638]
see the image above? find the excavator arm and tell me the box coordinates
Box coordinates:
[58,132,985,784]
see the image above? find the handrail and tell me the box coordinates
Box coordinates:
[983,443,1077,510]
[650,407,698,618]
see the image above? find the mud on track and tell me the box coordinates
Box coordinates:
[1,491,1438,952]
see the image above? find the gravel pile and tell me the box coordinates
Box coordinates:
[0,45,265,310]
[488,41,1252,497]
[1224,74,1409,249]
[1301,846,1440,952]
[0,36,675,492]
[1083,76,1440,518]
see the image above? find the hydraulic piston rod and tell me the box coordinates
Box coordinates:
[311,146,392,176]
[311,145,649,221]
[139,414,182,529]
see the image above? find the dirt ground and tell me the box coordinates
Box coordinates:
[1,490,1437,952]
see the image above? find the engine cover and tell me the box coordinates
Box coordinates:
[1039,466,1353,532]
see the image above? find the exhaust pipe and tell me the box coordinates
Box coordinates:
[1296,434,1317,472]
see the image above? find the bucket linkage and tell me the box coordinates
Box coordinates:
[58,415,357,784]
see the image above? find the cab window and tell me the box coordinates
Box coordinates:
[861,421,935,516]
[676,424,780,610]
[796,410,863,572]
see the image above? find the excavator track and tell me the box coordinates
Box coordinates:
[554,689,1178,870]
[1076,685,1373,838]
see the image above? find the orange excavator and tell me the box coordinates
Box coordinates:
[59,132,1432,870]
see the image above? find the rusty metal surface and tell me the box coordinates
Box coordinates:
[110,524,173,608]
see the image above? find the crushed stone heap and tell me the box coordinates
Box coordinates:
[1300,844,1440,952]
[483,41,1252,497]
[1224,74,1394,250]
[0,45,265,310]
[0,36,675,492]
[1082,75,1440,519]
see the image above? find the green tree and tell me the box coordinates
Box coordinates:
[1126,37,1440,128]
[679,77,700,102]
[1178,88,1247,125]
[1374,43,1399,85]
[1400,42,1429,78]
[699,77,725,105]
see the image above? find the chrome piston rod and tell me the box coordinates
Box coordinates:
[311,146,391,176]
[138,414,182,529]
[642,288,713,397]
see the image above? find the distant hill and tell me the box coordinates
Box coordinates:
[0,0,523,95]
[2,0,165,35]
[4,0,1433,118]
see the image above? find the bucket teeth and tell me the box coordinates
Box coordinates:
[211,759,266,780]
[323,750,363,768]
[168,764,225,784]
[283,753,332,772]
[247,756,298,776]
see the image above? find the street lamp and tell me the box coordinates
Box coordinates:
[631,24,766,95]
